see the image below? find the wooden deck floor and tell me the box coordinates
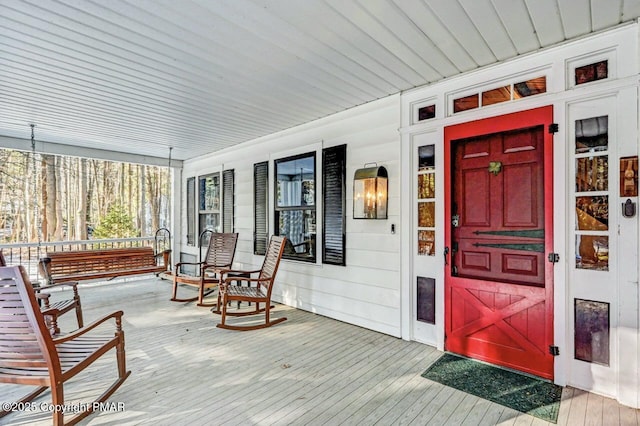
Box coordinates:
[1,277,638,425]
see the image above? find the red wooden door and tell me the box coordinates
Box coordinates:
[444,106,554,380]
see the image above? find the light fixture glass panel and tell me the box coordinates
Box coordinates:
[353,166,388,219]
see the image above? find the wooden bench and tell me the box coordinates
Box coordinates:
[39,246,170,285]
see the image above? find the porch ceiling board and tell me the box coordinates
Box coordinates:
[1,0,639,162]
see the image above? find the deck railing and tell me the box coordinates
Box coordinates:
[0,236,170,281]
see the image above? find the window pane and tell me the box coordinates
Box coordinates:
[576,196,608,230]
[418,145,435,171]
[453,94,479,113]
[418,104,436,121]
[277,210,316,262]
[276,155,315,207]
[417,277,436,323]
[418,230,435,256]
[482,86,511,106]
[575,299,609,365]
[514,76,547,97]
[575,116,608,154]
[576,235,608,271]
[199,173,220,211]
[186,177,195,246]
[575,60,608,85]
[418,174,435,198]
[576,156,608,192]
[418,202,435,227]
[199,212,220,236]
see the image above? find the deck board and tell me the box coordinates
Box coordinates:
[0,277,638,425]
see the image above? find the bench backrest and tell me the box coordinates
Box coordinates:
[203,233,238,268]
[0,266,59,379]
[44,247,157,274]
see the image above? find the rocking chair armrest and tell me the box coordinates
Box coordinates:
[53,310,124,344]
[220,275,270,290]
[221,268,261,277]
[36,292,51,301]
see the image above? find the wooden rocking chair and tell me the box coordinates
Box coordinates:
[215,235,287,331]
[170,232,238,307]
[0,249,83,334]
[0,265,130,426]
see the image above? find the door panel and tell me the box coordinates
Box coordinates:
[445,106,554,380]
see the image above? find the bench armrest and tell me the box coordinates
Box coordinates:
[35,281,79,292]
[155,249,171,268]
[38,257,53,285]
[53,311,124,344]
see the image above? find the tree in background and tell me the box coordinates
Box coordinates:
[91,204,137,239]
[0,148,171,242]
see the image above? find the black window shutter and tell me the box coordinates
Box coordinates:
[186,177,195,245]
[254,161,268,255]
[222,169,234,233]
[322,144,346,265]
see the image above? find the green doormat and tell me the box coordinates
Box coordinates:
[422,353,562,423]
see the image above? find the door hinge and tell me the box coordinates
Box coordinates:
[548,123,559,134]
[548,252,560,263]
[549,345,560,356]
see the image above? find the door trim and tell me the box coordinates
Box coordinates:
[444,105,555,379]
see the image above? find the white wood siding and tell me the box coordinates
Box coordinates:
[180,95,403,336]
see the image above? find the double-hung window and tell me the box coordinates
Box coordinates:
[198,173,221,237]
[274,153,316,262]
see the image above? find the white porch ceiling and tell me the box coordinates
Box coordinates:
[1,0,639,162]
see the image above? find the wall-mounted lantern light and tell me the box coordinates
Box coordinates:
[353,164,388,219]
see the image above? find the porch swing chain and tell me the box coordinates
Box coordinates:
[166,147,172,228]
[30,124,43,260]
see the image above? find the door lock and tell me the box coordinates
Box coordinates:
[452,214,460,227]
